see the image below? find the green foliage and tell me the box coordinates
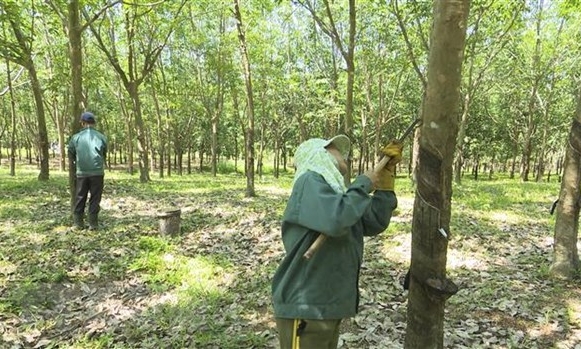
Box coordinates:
[1,0,579,177]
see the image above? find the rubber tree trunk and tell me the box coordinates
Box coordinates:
[550,91,581,279]
[343,0,356,182]
[5,5,50,181]
[67,0,83,209]
[234,0,256,197]
[6,58,17,177]
[404,1,470,348]
[126,81,151,183]
[28,62,50,181]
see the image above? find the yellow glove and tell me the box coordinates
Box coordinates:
[376,166,395,191]
[376,141,403,191]
[381,141,403,171]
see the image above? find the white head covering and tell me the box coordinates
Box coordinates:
[292,136,351,193]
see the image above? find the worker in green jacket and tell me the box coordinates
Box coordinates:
[68,112,107,230]
[271,134,402,349]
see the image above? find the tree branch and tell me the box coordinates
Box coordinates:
[81,0,122,32]
[392,0,426,88]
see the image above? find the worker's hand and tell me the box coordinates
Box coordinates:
[381,140,403,171]
[363,162,395,191]
[372,140,403,191]
[375,165,395,191]
[364,157,395,191]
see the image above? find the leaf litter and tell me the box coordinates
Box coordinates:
[0,175,580,348]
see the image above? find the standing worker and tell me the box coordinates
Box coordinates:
[271,134,403,349]
[68,112,107,230]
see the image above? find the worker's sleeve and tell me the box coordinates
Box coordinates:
[360,190,398,236]
[283,172,374,237]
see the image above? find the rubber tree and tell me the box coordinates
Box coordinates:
[519,0,564,182]
[294,0,356,182]
[5,58,18,176]
[0,1,50,181]
[405,1,470,348]
[84,0,186,182]
[233,0,256,197]
[66,0,85,206]
[551,0,581,278]
[453,0,524,184]
[391,0,430,181]
[188,6,229,177]
[46,0,121,206]
[551,88,581,279]
[356,1,410,172]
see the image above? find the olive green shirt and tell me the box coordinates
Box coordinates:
[272,171,397,320]
[68,127,107,177]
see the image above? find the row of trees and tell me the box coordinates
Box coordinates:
[0,1,578,185]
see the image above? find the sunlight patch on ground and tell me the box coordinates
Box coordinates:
[101,197,166,218]
[465,208,528,225]
[527,321,562,341]
[258,186,290,196]
[51,225,71,233]
[0,260,17,287]
[489,211,518,223]
[382,230,512,272]
[147,292,180,308]
[381,227,506,272]
[180,257,233,291]
[553,329,581,349]
[567,297,581,328]
[464,206,548,228]
[394,197,415,216]
[242,308,276,331]
[0,260,17,274]
[381,234,410,264]
[0,220,15,233]
[26,232,47,245]
[124,255,235,317]
[447,248,491,270]
[97,293,143,321]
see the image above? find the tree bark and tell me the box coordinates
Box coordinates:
[405,1,470,348]
[521,0,544,182]
[66,0,84,209]
[126,81,151,182]
[344,0,355,181]
[28,64,50,181]
[4,6,50,181]
[550,90,581,279]
[6,58,17,176]
[234,0,256,197]
[151,82,165,178]
[212,16,226,177]
[454,95,469,184]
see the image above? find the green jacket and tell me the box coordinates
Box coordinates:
[271,171,397,320]
[68,127,107,177]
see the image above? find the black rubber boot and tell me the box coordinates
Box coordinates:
[88,213,99,230]
[73,213,84,230]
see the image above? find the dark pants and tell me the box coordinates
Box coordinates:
[276,318,342,349]
[74,175,104,215]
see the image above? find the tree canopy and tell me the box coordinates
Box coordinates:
[0,0,578,184]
